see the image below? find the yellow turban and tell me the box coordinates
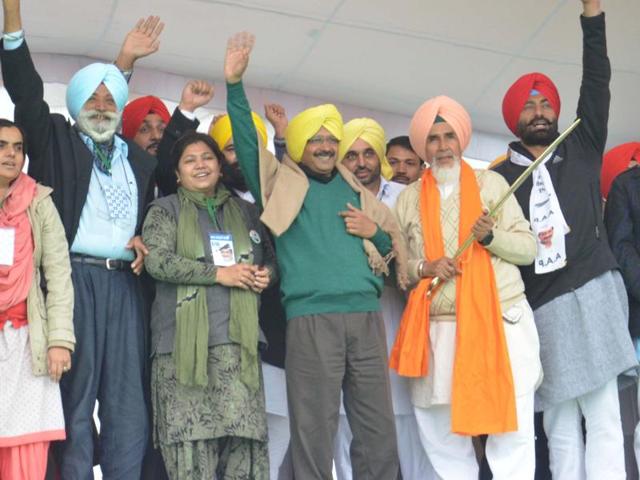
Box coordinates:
[209,112,268,149]
[489,153,508,169]
[339,118,392,180]
[285,104,343,162]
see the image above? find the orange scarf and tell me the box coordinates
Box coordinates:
[0,173,36,312]
[390,162,517,435]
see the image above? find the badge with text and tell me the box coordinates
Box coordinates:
[210,232,236,266]
[0,227,16,266]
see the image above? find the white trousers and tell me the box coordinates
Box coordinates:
[333,413,436,480]
[266,413,291,480]
[543,377,625,480]
[414,392,535,480]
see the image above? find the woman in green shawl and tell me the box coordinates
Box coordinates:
[142,132,275,480]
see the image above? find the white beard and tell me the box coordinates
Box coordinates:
[432,158,461,186]
[76,109,121,144]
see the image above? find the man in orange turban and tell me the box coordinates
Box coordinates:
[391,95,541,478]
[493,1,637,478]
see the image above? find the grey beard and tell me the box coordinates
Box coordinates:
[432,158,461,185]
[76,109,121,144]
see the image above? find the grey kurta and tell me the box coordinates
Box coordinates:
[533,269,638,411]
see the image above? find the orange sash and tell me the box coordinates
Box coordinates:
[389,162,517,435]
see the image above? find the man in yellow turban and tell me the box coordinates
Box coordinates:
[224,32,404,479]
[209,111,268,201]
[334,118,435,479]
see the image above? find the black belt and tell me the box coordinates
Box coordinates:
[70,255,132,271]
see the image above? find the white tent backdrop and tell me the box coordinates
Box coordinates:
[0,52,510,166]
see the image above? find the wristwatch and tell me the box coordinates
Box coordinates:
[479,230,494,246]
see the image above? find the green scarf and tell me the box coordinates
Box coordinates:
[175,185,260,390]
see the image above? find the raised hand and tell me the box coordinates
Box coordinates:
[179,80,215,113]
[116,15,165,71]
[224,32,255,84]
[264,103,288,138]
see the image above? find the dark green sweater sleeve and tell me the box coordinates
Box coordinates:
[226,81,263,209]
[370,227,392,256]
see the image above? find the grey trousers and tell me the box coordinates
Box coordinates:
[285,311,399,479]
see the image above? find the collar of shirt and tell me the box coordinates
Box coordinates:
[78,131,129,169]
[376,177,390,202]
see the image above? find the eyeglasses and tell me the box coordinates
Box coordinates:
[307,135,339,146]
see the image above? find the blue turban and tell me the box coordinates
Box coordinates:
[65,63,128,120]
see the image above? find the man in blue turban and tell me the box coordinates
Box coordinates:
[1,1,164,477]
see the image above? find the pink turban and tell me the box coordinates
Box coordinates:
[409,95,472,162]
[601,142,640,199]
[502,73,561,137]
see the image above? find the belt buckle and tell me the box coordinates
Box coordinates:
[105,258,118,271]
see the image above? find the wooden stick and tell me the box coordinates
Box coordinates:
[426,118,582,298]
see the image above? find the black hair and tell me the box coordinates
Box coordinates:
[385,135,414,155]
[0,118,27,151]
[170,131,224,172]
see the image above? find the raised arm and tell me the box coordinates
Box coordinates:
[265,103,288,161]
[224,32,265,206]
[2,0,20,32]
[114,16,164,74]
[575,0,609,154]
[1,0,52,181]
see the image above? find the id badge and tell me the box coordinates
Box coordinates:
[0,227,16,266]
[210,232,236,266]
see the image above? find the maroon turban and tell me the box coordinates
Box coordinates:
[502,73,561,137]
[121,96,170,140]
[601,142,640,199]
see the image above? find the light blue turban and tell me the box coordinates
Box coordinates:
[65,63,128,120]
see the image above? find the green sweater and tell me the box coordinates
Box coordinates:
[226,81,391,319]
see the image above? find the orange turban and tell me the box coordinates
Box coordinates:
[502,73,560,137]
[121,96,170,140]
[409,95,472,162]
[601,142,640,199]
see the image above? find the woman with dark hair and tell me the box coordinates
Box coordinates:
[142,131,274,479]
[0,119,74,479]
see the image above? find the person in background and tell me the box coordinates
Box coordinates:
[335,117,435,480]
[386,135,423,185]
[603,142,640,479]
